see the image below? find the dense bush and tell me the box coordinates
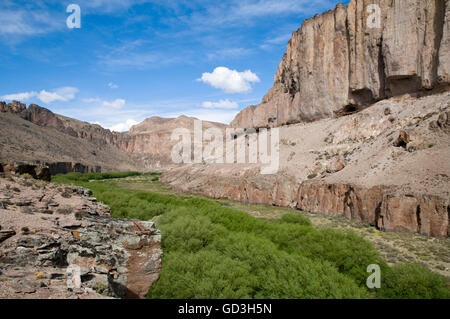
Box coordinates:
[278,212,312,226]
[52,173,450,299]
[377,263,450,299]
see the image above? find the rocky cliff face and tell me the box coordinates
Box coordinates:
[23,104,123,146]
[231,0,450,129]
[0,110,138,173]
[0,174,162,299]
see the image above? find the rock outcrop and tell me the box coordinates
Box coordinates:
[45,162,101,175]
[0,174,162,299]
[231,0,450,129]
[23,104,123,145]
[0,101,26,114]
[0,108,139,173]
[0,162,102,179]
[1,163,51,181]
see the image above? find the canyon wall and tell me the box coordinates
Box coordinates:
[231,0,450,129]
[161,172,449,237]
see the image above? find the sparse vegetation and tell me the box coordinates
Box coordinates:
[52,172,450,299]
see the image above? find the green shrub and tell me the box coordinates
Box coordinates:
[378,263,450,299]
[52,175,450,299]
[148,250,255,299]
[278,212,312,226]
[149,232,369,299]
[159,210,228,253]
[293,229,388,286]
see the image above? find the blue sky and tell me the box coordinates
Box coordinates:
[0,0,348,131]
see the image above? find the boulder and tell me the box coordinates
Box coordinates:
[393,131,411,148]
[35,167,51,182]
[0,230,16,244]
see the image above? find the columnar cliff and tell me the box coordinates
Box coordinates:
[231,0,450,129]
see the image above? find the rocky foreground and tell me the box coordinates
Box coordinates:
[0,174,161,299]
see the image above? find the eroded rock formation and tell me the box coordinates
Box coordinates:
[231,0,450,129]
[0,174,162,299]
[0,101,26,114]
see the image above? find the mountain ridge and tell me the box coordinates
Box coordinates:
[0,100,226,171]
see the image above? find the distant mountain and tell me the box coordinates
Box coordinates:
[0,100,226,172]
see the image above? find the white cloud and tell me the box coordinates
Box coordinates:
[39,87,79,103]
[202,99,239,109]
[0,9,63,36]
[1,87,78,104]
[199,67,260,93]
[108,119,139,132]
[182,0,337,30]
[103,99,126,109]
[108,82,119,89]
[100,51,183,69]
[1,91,36,101]
[83,98,102,103]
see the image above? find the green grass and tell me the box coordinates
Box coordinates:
[52,172,450,299]
[52,171,143,182]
